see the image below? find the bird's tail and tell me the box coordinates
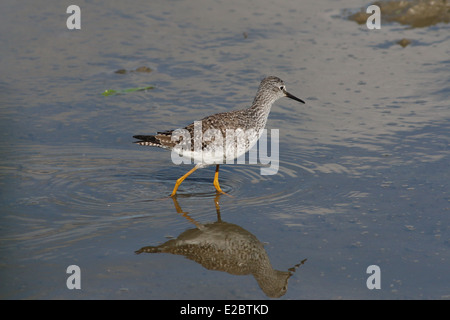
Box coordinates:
[133,130,175,149]
[133,135,161,147]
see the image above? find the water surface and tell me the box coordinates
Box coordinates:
[0,0,449,299]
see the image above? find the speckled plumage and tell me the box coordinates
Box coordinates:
[133,76,305,196]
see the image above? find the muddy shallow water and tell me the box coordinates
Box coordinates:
[0,0,449,299]
[348,0,450,28]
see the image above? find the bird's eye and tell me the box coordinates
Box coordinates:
[279,86,285,91]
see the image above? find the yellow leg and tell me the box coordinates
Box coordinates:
[170,165,200,197]
[213,165,224,194]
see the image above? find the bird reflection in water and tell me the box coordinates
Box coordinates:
[135,194,306,298]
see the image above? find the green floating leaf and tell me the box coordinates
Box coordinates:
[102,86,154,96]
[102,89,118,96]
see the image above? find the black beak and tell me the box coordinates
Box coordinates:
[285,90,305,104]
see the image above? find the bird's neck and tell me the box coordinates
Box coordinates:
[250,92,275,119]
